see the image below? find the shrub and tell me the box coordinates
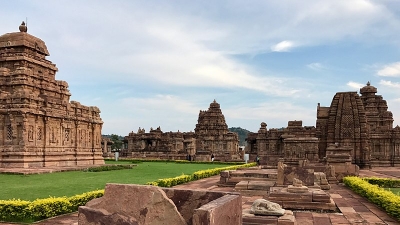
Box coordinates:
[28,197,73,220]
[343,176,400,220]
[0,190,105,223]
[0,199,30,221]
[146,162,257,187]
[84,164,133,172]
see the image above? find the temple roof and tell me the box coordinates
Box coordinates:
[360,81,377,94]
[0,22,50,56]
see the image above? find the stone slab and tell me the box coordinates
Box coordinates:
[193,194,242,225]
[247,181,275,190]
[312,190,331,203]
[235,181,249,190]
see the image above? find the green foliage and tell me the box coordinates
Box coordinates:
[343,176,400,221]
[146,162,257,187]
[84,165,133,172]
[110,134,123,151]
[0,190,104,222]
[229,127,251,146]
[0,199,30,222]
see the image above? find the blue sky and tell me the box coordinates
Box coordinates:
[1,0,400,136]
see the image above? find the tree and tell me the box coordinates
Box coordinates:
[110,134,123,151]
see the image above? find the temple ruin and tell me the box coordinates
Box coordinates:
[246,82,400,168]
[125,100,241,161]
[0,22,104,168]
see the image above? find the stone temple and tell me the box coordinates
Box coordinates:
[0,22,104,168]
[125,100,240,161]
[246,82,400,168]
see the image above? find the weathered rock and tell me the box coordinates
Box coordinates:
[78,184,187,225]
[249,199,285,216]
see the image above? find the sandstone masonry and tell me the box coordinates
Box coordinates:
[0,22,104,168]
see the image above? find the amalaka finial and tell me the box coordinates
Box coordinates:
[213,99,216,103]
[367,81,370,86]
[19,21,27,32]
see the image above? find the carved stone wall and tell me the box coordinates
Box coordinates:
[247,82,400,168]
[246,121,318,166]
[125,100,240,161]
[0,23,104,168]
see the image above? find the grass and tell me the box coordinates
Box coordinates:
[385,187,400,196]
[0,161,228,201]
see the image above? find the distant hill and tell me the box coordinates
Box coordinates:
[228,127,251,146]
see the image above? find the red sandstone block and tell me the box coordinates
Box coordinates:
[220,171,230,178]
[312,190,331,203]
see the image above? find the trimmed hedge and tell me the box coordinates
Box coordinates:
[343,176,400,221]
[84,164,133,172]
[0,190,103,222]
[146,162,257,187]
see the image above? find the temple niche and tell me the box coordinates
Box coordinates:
[0,22,104,168]
[125,100,240,161]
[246,82,400,168]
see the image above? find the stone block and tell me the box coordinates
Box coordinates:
[268,189,313,202]
[193,194,242,225]
[247,181,275,190]
[287,185,308,193]
[281,199,337,211]
[235,181,249,190]
[162,188,226,224]
[220,170,230,178]
[278,210,296,225]
[219,177,227,184]
[312,190,331,203]
[78,184,186,225]
[242,209,278,225]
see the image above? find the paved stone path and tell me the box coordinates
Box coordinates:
[1,167,399,224]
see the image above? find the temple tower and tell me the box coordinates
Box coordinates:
[194,100,239,161]
[360,82,394,166]
[0,22,104,168]
[319,92,370,167]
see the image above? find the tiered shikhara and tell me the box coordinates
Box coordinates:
[0,22,104,168]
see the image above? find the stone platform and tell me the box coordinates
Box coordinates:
[1,167,399,225]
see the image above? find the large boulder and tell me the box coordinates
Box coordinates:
[78,183,187,225]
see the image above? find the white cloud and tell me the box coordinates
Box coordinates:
[379,80,400,88]
[307,63,327,71]
[346,81,364,89]
[224,102,316,129]
[271,41,295,52]
[377,62,400,77]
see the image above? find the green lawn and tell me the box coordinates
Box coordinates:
[385,187,400,196]
[0,162,227,201]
